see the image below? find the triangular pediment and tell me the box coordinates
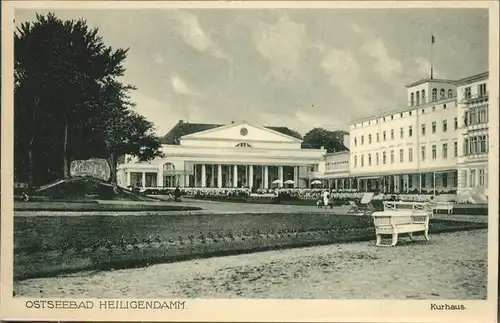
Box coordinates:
[181,122,302,143]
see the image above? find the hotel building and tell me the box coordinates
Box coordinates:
[117,71,489,196]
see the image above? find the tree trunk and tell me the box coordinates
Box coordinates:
[107,152,116,184]
[27,98,40,189]
[63,110,69,178]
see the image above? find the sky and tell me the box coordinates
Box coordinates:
[15,7,489,136]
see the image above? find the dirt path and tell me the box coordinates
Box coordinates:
[14,229,487,299]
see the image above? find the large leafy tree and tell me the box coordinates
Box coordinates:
[14,13,162,187]
[302,127,349,153]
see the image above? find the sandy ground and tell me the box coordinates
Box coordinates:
[14,229,487,299]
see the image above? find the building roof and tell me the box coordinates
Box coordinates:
[160,120,304,145]
[454,71,489,86]
[405,78,456,88]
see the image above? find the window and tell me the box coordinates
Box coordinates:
[432,145,437,160]
[478,83,487,97]
[391,115,394,120]
[400,113,403,118]
[361,135,364,145]
[432,121,436,133]
[442,173,448,188]
[376,133,379,142]
[432,106,436,112]
[235,142,252,147]
[399,149,404,162]
[421,124,426,135]
[443,143,448,159]
[479,169,486,186]
[382,151,387,164]
[354,156,357,167]
[443,119,447,132]
[376,152,380,165]
[421,89,426,103]
[421,146,426,161]
[479,135,487,153]
[432,88,437,101]
[390,129,394,140]
[448,89,453,98]
[410,93,415,106]
[368,154,372,166]
[409,148,413,162]
[440,88,445,100]
[400,127,404,138]
[409,111,412,116]
[454,117,458,130]
[361,155,364,167]
[464,112,469,126]
[443,104,446,109]
[383,131,387,141]
[390,150,394,164]
[368,134,372,144]
[354,137,357,146]
[470,169,476,187]
[409,126,413,137]
[454,141,458,157]
[416,91,420,105]
[422,108,425,114]
[464,87,471,99]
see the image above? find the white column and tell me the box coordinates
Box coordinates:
[433,172,436,196]
[201,164,206,188]
[142,172,146,188]
[194,164,198,187]
[157,164,164,188]
[233,165,238,187]
[264,166,269,189]
[476,168,480,188]
[278,166,284,187]
[217,164,222,188]
[185,174,190,188]
[210,165,215,187]
[249,165,254,188]
[126,171,131,187]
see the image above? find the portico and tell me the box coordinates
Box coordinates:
[117,121,324,189]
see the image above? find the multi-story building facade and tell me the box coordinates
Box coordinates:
[456,72,489,193]
[348,71,488,195]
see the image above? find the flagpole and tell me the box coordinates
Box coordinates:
[430,34,434,79]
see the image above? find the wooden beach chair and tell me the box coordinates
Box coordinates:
[357,192,375,215]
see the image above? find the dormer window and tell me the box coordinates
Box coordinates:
[416,91,420,105]
[421,89,426,103]
[448,89,453,98]
[410,93,415,106]
[235,143,252,148]
[432,88,437,101]
[440,88,445,100]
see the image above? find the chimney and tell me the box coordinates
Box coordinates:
[231,121,234,124]
[179,120,184,124]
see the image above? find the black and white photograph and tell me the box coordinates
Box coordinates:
[1,1,498,322]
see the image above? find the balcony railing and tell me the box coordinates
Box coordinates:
[460,92,489,104]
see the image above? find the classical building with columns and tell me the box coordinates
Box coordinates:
[116,121,332,189]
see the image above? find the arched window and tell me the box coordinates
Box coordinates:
[432,88,437,101]
[421,89,426,103]
[448,89,453,98]
[416,91,420,105]
[440,89,445,100]
[410,93,414,106]
[163,163,175,171]
[235,142,252,148]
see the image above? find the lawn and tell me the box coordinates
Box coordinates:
[14,212,487,280]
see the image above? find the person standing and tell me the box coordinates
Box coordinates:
[322,189,330,208]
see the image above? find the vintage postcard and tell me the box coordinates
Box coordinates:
[1,1,498,322]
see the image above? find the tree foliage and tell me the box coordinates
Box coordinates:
[302,127,349,153]
[14,13,162,187]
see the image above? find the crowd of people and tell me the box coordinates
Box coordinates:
[142,187,460,203]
